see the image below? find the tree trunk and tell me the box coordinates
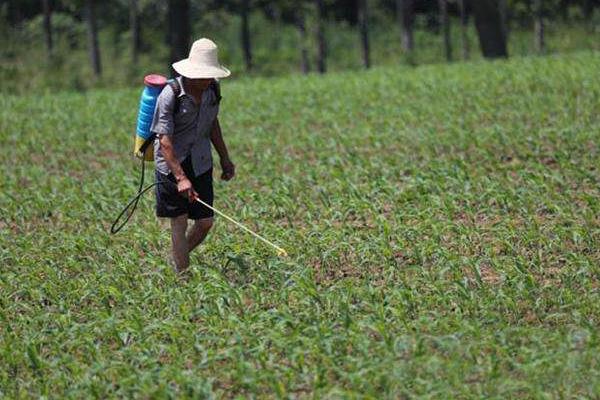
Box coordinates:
[396,0,414,53]
[86,0,102,77]
[583,0,595,30]
[358,0,370,68]
[533,0,544,53]
[439,0,452,61]
[42,0,53,57]
[315,0,327,73]
[470,0,508,59]
[168,0,191,72]
[241,0,253,72]
[458,0,469,60]
[295,10,310,74]
[7,0,24,26]
[583,0,593,19]
[130,0,141,64]
[499,0,508,41]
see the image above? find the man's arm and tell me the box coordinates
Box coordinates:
[159,134,198,201]
[159,135,185,182]
[210,118,235,180]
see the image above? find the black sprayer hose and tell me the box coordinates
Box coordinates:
[110,150,161,234]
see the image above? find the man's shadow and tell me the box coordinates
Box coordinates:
[221,253,252,285]
[196,251,291,288]
[195,252,253,286]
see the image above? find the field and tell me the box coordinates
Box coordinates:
[1,51,599,398]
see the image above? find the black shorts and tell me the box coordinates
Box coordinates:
[155,157,214,220]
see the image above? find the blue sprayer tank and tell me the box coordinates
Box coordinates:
[133,74,168,161]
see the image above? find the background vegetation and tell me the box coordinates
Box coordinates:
[1,0,599,94]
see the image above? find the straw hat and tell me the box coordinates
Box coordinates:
[172,38,231,79]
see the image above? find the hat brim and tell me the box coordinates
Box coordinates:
[172,59,231,79]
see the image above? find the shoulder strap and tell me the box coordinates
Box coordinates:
[168,78,181,97]
[168,78,182,114]
[210,79,222,105]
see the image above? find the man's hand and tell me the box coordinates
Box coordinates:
[220,158,235,181]
[177,177,199,202]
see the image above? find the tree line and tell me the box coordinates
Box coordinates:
[3,0,599,79]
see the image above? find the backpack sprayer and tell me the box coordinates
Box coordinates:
[110,74,288,258]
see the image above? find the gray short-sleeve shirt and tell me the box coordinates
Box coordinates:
[151,77,220,177]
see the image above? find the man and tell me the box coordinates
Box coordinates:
[150,38,235,273]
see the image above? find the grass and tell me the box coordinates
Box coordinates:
[1,50,599,398]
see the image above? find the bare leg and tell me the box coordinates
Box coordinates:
[187,217,214,252]
[170,214,189,273]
